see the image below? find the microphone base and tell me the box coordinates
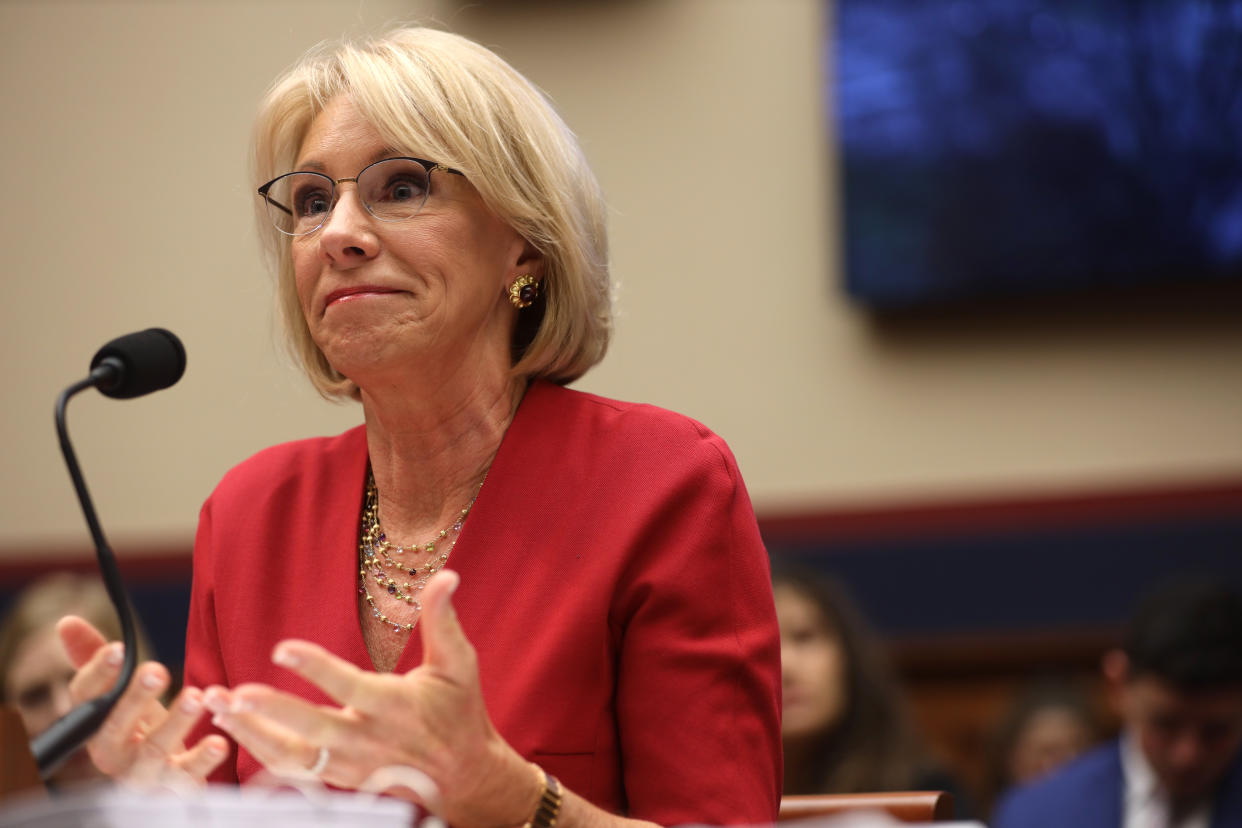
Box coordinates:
[31,698,112,780]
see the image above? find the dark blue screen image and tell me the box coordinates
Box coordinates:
[836,0,1242,309]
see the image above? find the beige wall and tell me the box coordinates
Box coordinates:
[2,0,1239,552]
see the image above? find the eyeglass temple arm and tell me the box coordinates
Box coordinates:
[259,188,294,217]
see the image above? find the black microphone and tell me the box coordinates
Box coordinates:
[88,328,186,399]
[31,329,186,779]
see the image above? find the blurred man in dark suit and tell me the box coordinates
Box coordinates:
[994,581,1242,828]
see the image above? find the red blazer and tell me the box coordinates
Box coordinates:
[185,381,781,825]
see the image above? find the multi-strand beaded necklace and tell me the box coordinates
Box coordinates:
[357,469,483,634]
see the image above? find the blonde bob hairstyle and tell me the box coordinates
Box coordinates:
[252,26,612,399]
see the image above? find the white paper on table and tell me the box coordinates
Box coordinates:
[0,784,417,828]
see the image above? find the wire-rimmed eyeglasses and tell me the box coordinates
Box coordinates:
[257,156,464,237]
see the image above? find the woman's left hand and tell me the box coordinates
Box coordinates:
[202,570,540,828]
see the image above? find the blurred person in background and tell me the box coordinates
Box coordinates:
[0,572,152,790]
[774,566,971,816]
[994,580,1242,828]
[984,678,1101,814]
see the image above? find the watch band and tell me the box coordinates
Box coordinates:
[523,765,563,828]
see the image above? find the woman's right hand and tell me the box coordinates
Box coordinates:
[56,615,229,785]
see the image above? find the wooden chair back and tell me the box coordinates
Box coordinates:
[778,791,954,823]
[0,706,44,802]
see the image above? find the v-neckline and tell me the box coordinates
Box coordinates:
[346,382,541,675]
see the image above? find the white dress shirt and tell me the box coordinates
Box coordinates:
[1121,730,1212,828]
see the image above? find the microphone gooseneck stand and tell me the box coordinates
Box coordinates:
[30,361,141,778]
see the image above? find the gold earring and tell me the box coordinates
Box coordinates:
[509,275,540,309]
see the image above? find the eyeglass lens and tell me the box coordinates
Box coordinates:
[264,158,433,235]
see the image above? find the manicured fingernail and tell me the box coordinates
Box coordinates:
[106,643,124,667]
[273,646,301,668]
[212,713,233,731]
[141,672,165,691]
[203,690,230,715]
[206,743,226,759]
[179,694,203,715]
[230,697,255,714]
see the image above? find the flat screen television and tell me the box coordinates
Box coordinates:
[835,0,1242,309]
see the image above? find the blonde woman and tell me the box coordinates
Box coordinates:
[61,26,780,828]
